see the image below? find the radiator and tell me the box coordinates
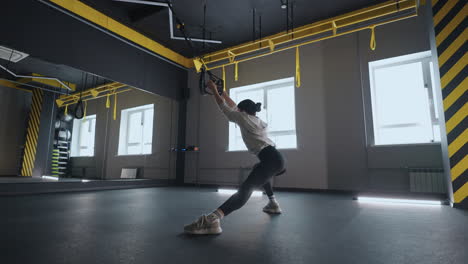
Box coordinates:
[121,168,138,179]
[409,168,446,193]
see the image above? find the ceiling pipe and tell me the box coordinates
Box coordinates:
[0,64,73,91]
[112,0,222,44]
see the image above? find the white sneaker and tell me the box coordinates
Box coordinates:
[184,215,222,235]
[263,200,282,214]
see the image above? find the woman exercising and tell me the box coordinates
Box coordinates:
[184,80,285,235]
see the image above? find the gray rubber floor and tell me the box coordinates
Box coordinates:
[1,187,467,264]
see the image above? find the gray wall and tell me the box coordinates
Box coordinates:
[184,8,444,192]
[71,89,179,180]
[0,86,31,176]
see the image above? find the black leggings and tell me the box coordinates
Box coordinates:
[219,146,285,216]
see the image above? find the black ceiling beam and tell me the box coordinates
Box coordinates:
[128,5,165,23]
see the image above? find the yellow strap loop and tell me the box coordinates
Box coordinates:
[370,26,376,51]
[222,66,226,91]
[106,94,111,108]
[83,101,88,120]
[113,93,117,121]
[295,47,301,88]
[64,105,68,115]
[234,62,239,81]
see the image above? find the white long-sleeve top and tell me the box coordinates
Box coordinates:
[219,101,275,155]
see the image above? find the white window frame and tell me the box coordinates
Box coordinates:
[228,77,297,151]
[118,104,154,156]
[369,51,440,146]
[70,114,96,157]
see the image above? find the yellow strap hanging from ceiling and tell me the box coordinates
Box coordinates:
[222,66,226,91]
[65,105,68,115]
[295,47,301,88]
[106,94,111,108]
[113,93,118,121]
[84,101,88,120]
[370,26,376,51]
[234,62,239,81]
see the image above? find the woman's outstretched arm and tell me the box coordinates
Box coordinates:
[222,93,237,108]
[207,80,240,122]
[207,80,237,108]
[207,80,224,106]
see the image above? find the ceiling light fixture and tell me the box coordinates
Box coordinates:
[280,0,287,9]
[0,46,29,62]
[42,175,59,181]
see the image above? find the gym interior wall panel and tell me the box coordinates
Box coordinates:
[1,0,187,101]
[367,145,444,169]
[322,33,368,191]
[197,169,243,186]
[175,101,187,184]
[143,168,170,180]
[183,71,201,183]
[0,86,31,176]
[368,169,411,192]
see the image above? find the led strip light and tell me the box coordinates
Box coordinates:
[357,196,442,205]
[217,188,263,197]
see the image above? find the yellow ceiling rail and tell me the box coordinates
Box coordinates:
[56,82,131,107]
[198,0,422,69]
[49,0,192,68]
[202,0,417,61]
[204,13,418,71]
[0,79,32,93]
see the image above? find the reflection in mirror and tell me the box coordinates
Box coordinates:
[67,88,178,182]
[0,49,178,187]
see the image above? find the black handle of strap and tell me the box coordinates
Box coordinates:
[199,69,223,96]
[74,99,84,119]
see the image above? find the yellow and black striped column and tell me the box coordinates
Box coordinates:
[432,0,467,207]
[21,88,44,176]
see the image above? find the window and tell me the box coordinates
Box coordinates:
[71,115,96,157]
[118,104,154,155]
[228,77,297,151]
[369,51,440,145]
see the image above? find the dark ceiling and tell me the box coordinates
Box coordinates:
[82,0,388,57]
[0,56,110,93]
